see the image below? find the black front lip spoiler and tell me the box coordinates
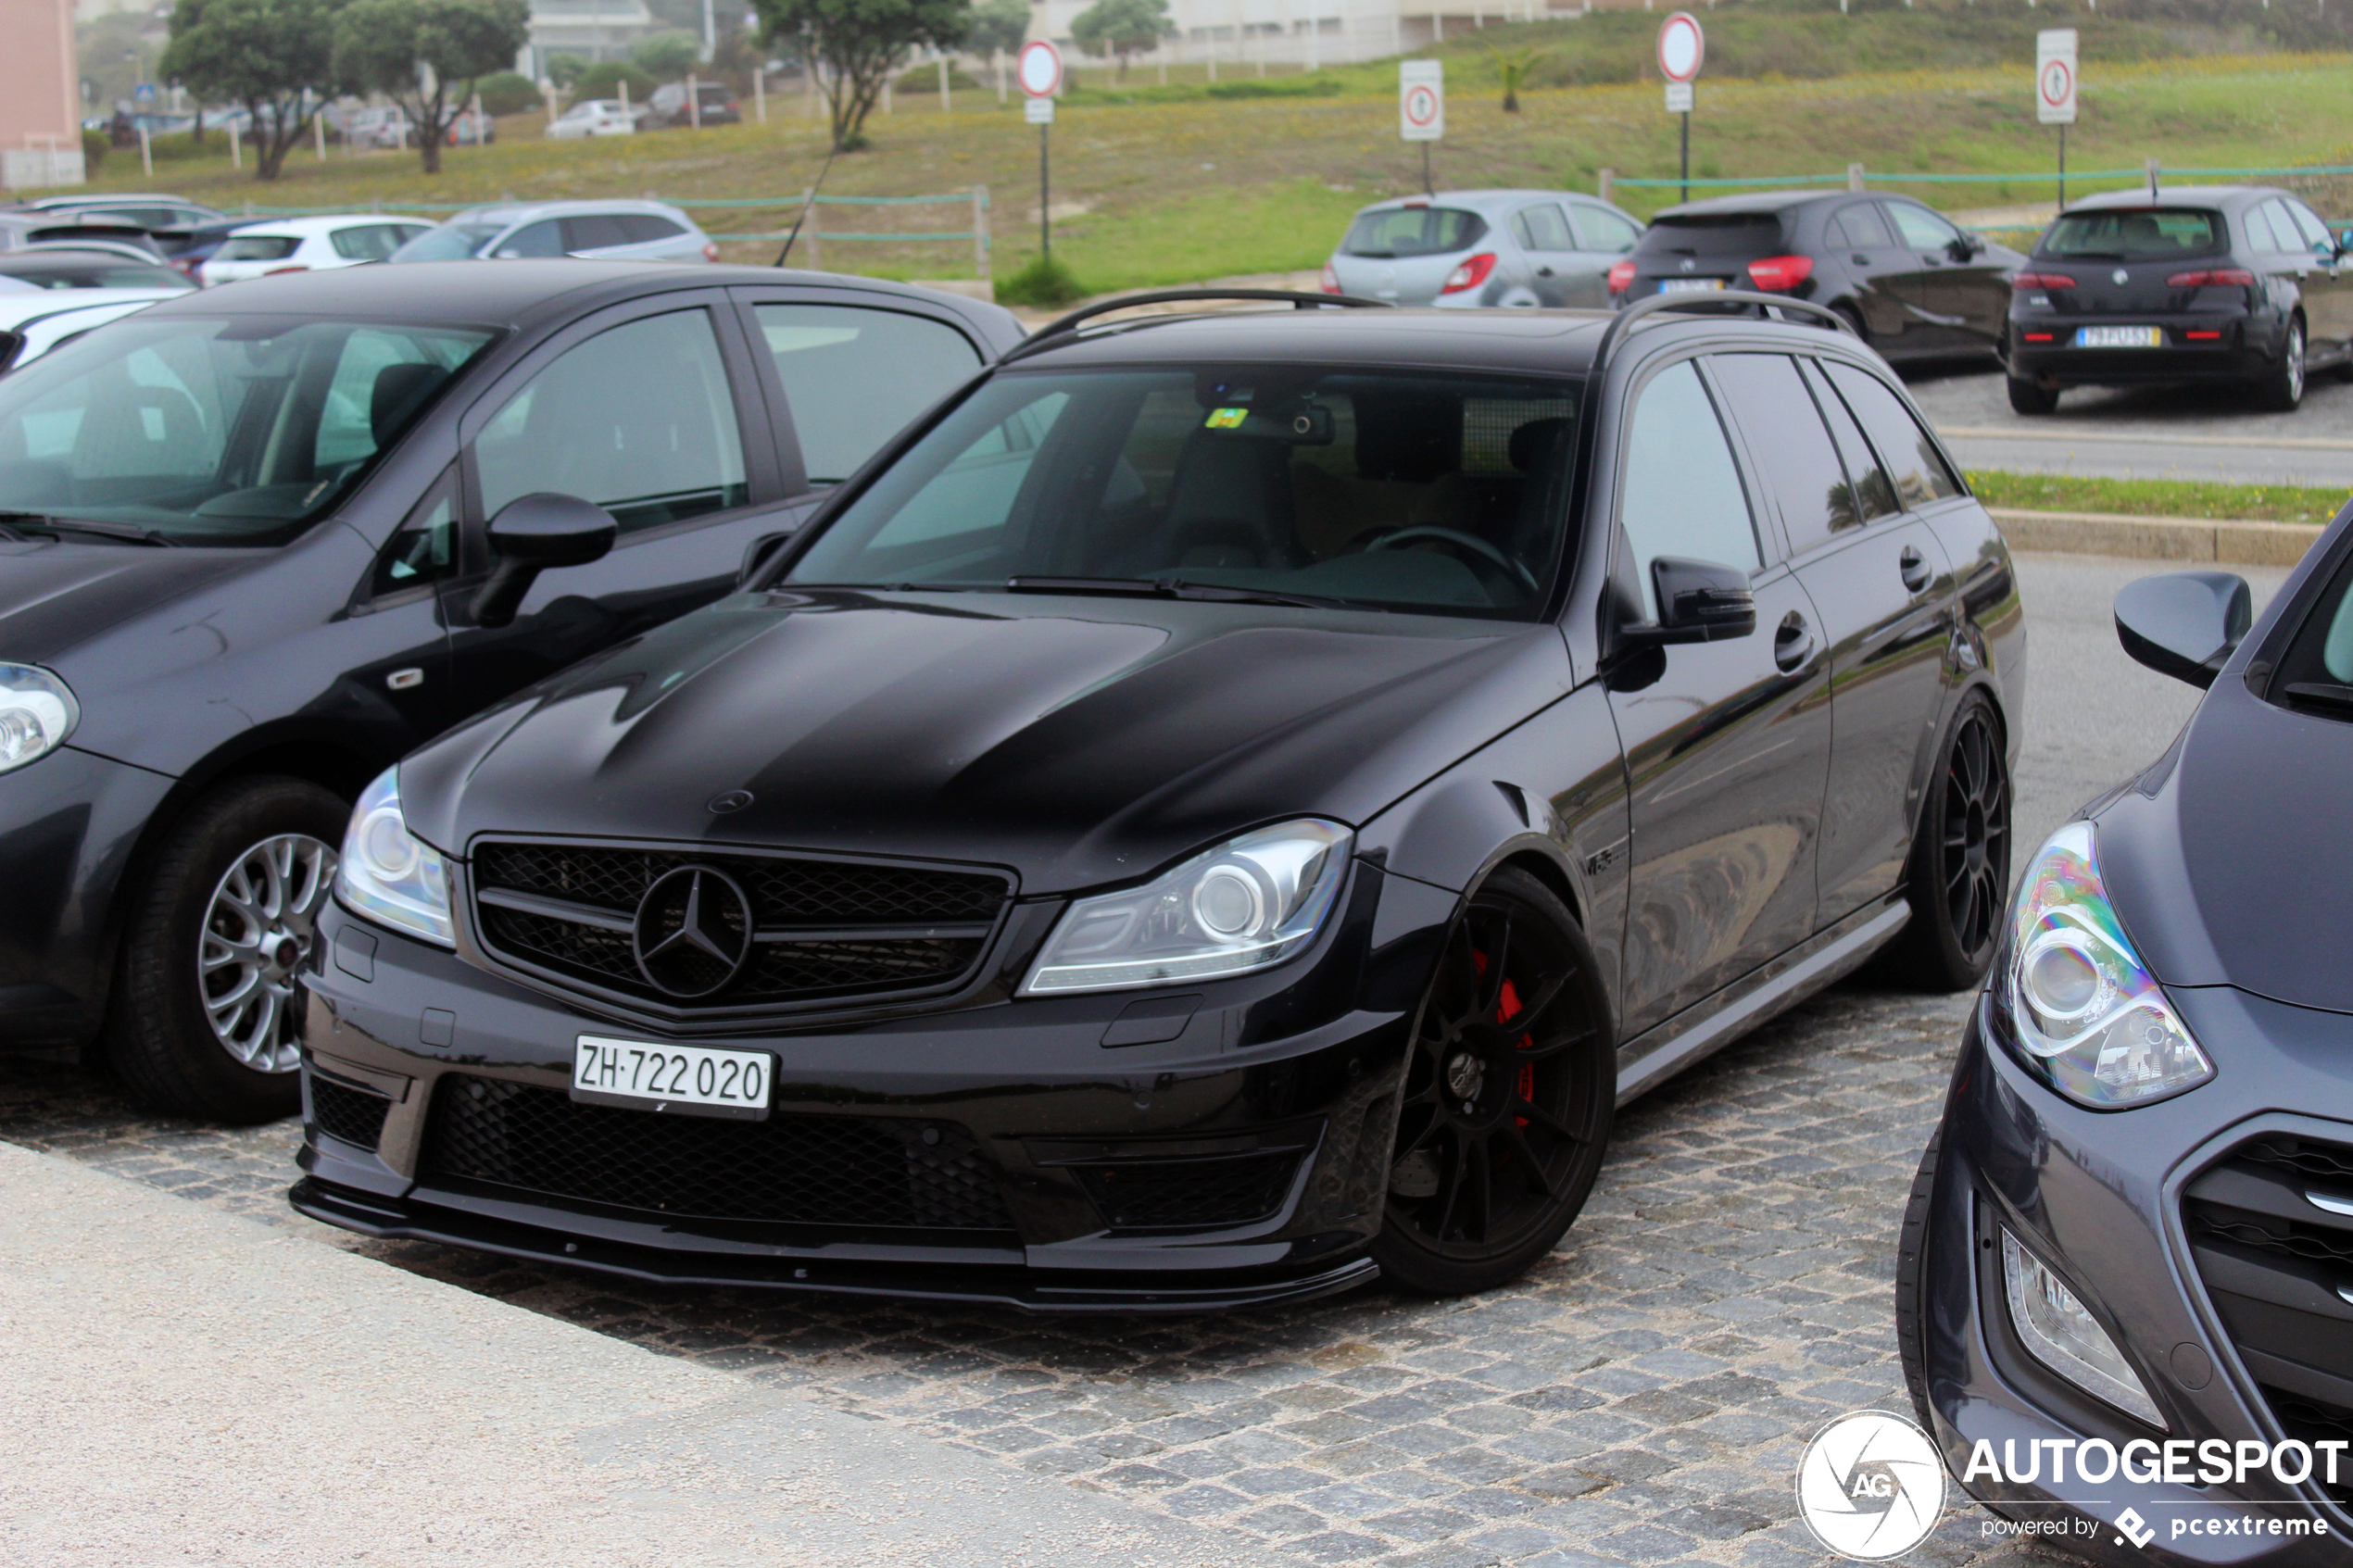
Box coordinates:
[290,1176,1384,1314]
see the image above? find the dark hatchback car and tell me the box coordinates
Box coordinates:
[2006,185,2353,415]
[1611,191,2024,364]
[1899,525,2353,1561]
[295,291,2025,1311]
[0,260,1021,1122]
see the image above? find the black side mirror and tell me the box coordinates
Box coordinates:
[1948,233,1983,262]
[1622,557,1758,647]
[470,493,618,629]
[737,529,793,587]
[2114,570,2251,689]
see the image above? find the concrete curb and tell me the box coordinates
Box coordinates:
[1987,508,2326,568]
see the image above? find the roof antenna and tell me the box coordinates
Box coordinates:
[2145,157,2160,199]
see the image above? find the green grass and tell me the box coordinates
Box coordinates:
[1967,470,2349,526]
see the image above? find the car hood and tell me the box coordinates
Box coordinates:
[404,588,1574,896]
[0,538,259,666]
[2096,678,2353,1013]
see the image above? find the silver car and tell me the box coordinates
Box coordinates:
[386,199,715,265]
[1323,189,1644,308]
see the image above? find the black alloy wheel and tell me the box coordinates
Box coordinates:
[1371,866,1614,1295]
[1886,694,2011,991]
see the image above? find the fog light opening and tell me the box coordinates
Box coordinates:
[2001,1228,2164,1427]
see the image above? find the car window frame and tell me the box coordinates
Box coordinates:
[452,287,783,574]
[1811,355,1971,522]
[1881,199,1964,252]
[1602,348,1774,621]
[357,462,462,610]
[1567,202,1640,255]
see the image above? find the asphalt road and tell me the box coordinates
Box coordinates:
[1906,361,2353,490]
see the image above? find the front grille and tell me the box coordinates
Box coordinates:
[308,1074,391,1150]
[469,840,1011,1016]
[1071,1151,1303,1231]
[422,1074,1016,1233]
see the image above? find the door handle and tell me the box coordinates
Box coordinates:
[1899,545,1932,594]
[1536,265,1554,278]
[1774,612,1815,673]
[1852,254,1870,265]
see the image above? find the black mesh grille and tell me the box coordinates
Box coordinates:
[309,1074,391,1151]
[1070,1152,1302,1231]
[422,1074,1015,1233]
[469,841,1010,1013]
[2242,1135,2353,1185]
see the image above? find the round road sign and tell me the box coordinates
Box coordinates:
[2039,57,2073,109]
[1657,12,1705,84]
[1016,40,1063,98]
[1403,83,1440,129]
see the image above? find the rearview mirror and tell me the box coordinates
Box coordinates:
[1622,557,1758,647]
[470,493,618,629]
[2114,570,2250,689]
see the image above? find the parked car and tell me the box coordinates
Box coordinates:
[15,194,226,236]
[1323,190,1645,308]
[546,99,637,139]
[0,247,191,293]
[293,289,2023,1311]
[2005,184,2352,414]
[445,109,497,145]
[337,107,413,149]
[1898,533,2353,1545]
[1610,191,2026,365]
[156,218,272,282]
[197,216,434,286]
[0,262,1021,1122]
[387,200,717,265]
[0,287,182,372]
[646,81,741,129]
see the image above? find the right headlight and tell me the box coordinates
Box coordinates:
[333,767,454,947]
[1992,821,2213,1110]
[0,663,78,775]
[1022,820,1353,996]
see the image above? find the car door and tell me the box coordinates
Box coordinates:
[343,470,460,745]
[443,293,813,713]
[2274,196,2353,358]
[1602,357,1831,1038]
[1824,201,1918,346]
[1567,203,1642,309]
[1884,199,2005,351]
[1787,358,1959,928]
[1506,200,1584,307]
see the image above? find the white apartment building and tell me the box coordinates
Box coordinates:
[1027,0,1578,72]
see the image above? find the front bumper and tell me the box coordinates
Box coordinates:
[2007,312,2282,386]
[1918,993,2353,1564]
[295,859,1453,1311]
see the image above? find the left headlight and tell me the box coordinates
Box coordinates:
[333,766,455,947]
[1992,821,2213,1109]
[1022,820,1353,996]
[0,663,78,775]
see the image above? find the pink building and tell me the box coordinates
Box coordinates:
[0,0,85,189]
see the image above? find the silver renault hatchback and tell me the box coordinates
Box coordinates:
[1322,189,1643,308]
[387,199,717,266]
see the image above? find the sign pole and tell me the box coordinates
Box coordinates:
[1656,13,1703,206]
[1016,41,1064,269]
[1039,123,1051,260]
[2057,123,2066,209]
[1421,142,1432,196]
[1680,110,1690,203]
[1399,58,1444,192]
[2036,28,2077,211]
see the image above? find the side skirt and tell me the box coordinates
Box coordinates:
[1613,893,1910,1106]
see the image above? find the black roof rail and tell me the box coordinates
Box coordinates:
[1591,288,1852,381]
[1003,287,1391,363]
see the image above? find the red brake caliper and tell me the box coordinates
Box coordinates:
[1475,949,1536,1131]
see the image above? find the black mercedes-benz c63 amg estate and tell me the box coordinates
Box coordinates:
[296,290,2025,1311]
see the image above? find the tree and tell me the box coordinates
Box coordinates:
[333,0,529,174]
[630,28,703,78]
[1491,45,1541,113]
[572,60,657,100]
[1069,0,1170,82]
[749,0,971,152]
[963,0,1027,58]
[545,50,591,87]
[159,0,345,182]
[472,69,542,115]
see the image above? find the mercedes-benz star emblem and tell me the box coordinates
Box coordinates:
[2113,267,2130,285]
[1680,257,1696,272]
[631,866,754,997]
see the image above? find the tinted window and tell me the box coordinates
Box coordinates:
[329,224,408,261]
[755,304,983,483]
[561,213,635,251]
[1831,205,1895,248]
[1511,203,1575,252]
[1340,207,1486,257]
[1636,214,1784,259]
[2042,207,2221,259]
[787,366,1580,619]
[1618,360,1757,619]
[2269,551,2353,712]
[215,235,300,261]
[1708,355,1857,555]
[371,490,455,596]
[390,221,503,262]
[1884,202,1962,250]
[617,214,686,243]
[497,221,564,258]
[1804,360,1897,523]
[475,309,749,536]
[2285,199,2337,255]
[2259,199,2309,256]
[1820,362,1960,510]
[1570,207,1640,253]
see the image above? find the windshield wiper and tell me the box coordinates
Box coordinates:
[1164,580,1375,611]
[0,510,173,546]
[2284,681,2353,713]
[1004,575,1373,612]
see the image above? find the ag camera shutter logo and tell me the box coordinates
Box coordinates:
[1795,1411,1946,1560]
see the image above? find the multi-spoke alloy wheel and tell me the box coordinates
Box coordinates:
[199,833,336,1072]
[1372,866,1614,1295]
[1887,693,2011,992]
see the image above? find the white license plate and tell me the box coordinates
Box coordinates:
[2075,325,2163,348]
[1657,278,1726,294]
[572,1035,773,1121]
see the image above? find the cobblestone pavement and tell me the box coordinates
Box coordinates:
[0,984,2074,1568]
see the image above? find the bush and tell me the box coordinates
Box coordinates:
[571,60,658,101]
[81,129,107,174]
[629,28,702,78]
[995,253,1088,307]
[894,62,983,92]
[546,51,590,87]
[473,70,542,116]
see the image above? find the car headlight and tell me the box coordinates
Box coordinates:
[1022,820,1353,996]
[0,664,78,775]
[1994,821,2212,1109]
[2002,1228,2164,1426]
[333,766,454,947]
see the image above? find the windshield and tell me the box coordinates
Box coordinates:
[1341,207,1486,258]
[389,222,503,262]
[0,314,494,545]
[2041,207,2221,260]
[784,365,1581,619]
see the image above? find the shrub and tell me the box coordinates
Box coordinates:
[571,60,658,101]
[629,29,702,79]
[893,62,982,91]
[81,129,107,174]
[473,70,542,115]
[995,253,1088,307]
[546,51,590,87]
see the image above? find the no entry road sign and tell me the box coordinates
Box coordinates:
[2037,29,2078,125]
[1017,40,1063,99]
[1657,12,1705,84]
[1400,59,1443,143]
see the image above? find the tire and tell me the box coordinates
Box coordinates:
[1831,303,1868,346]
[1882,693,2011,992]
[1370,866,1616,1296]
[2257,316,2307,412]
[2006,374,2059,415]
[1894,1126,1943,1435]
[107,776,346,1123]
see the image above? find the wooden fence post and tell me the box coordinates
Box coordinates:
[972,184,989,281]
